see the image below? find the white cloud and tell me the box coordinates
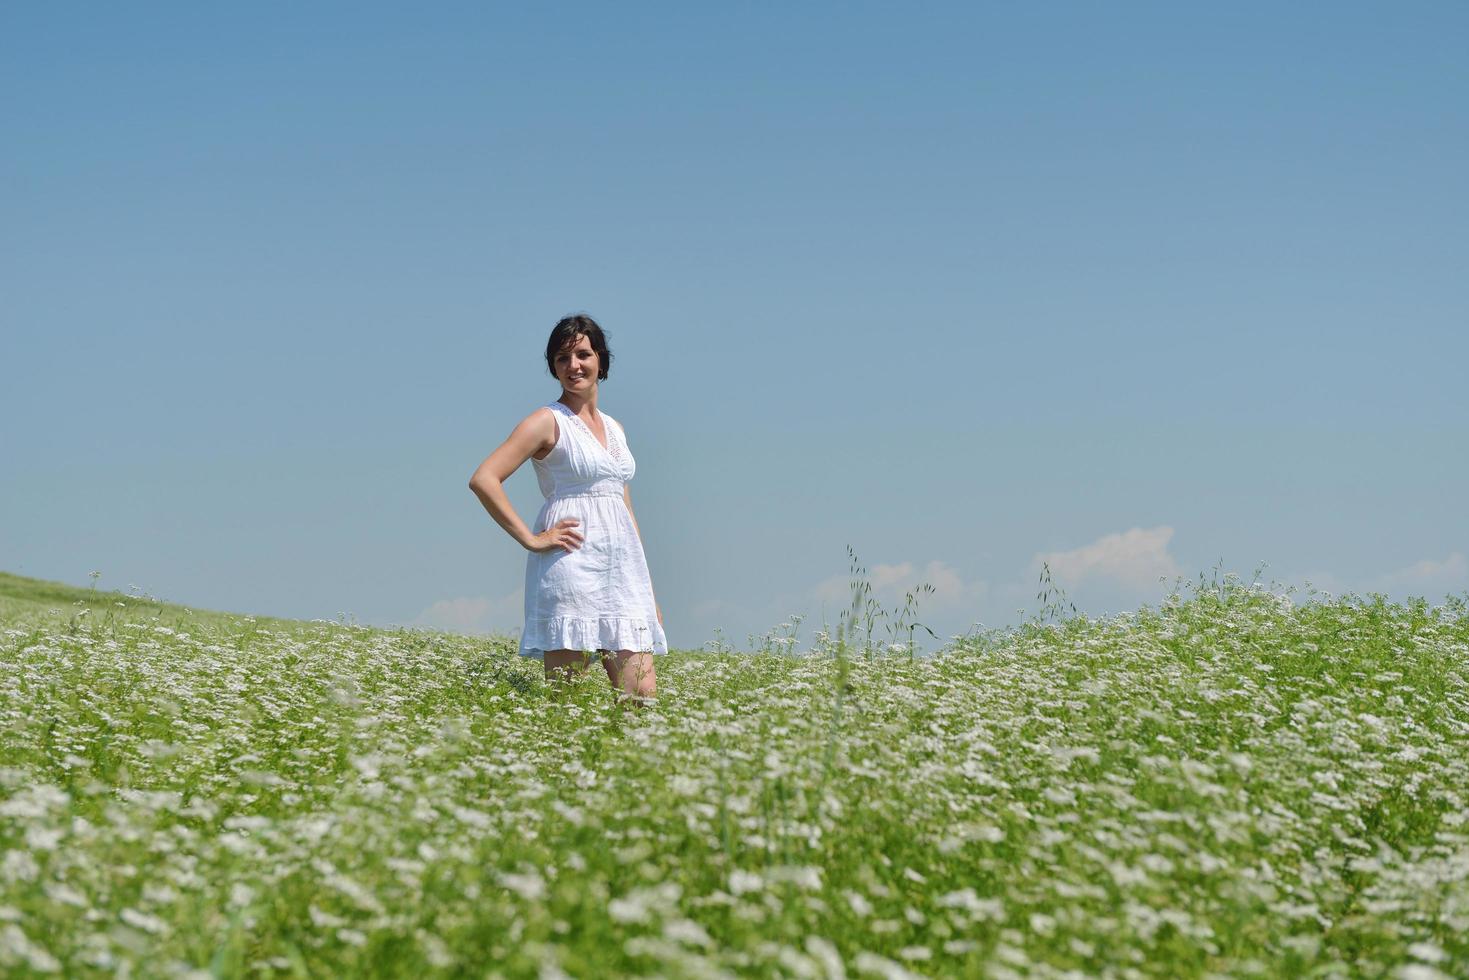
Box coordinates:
[413,587,523,634]
[1378,552,1468,591]
[813,560,987,610]
[1032,526,1181,591]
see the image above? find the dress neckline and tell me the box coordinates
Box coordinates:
[552,400,613,457]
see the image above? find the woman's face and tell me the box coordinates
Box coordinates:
[554,334,599,392]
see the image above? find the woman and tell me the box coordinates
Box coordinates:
[468,314,666,704]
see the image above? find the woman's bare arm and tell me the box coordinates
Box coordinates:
[469,409,572,552]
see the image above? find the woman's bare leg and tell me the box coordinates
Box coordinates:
[605,650,657,706]
[544,648,597,684]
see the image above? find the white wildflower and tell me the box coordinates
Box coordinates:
[853,950,925,980]
[609,893,652,924]
[0,924,62,973]
[24,827,63,852]
[119,908,168,935]
[1,851,40,884]
[768,865,824,890]
[1394,966,1449,980]
[1406,942,1446,964]
[805,935,846,977]
[662,917,715,949]
[309,906,347,929]
[729,869,764,896]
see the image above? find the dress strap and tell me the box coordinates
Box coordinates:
[543,402,563,440]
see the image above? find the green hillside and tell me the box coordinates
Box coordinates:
[0,570,304,632]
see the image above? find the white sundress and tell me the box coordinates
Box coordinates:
[519,400,668,661]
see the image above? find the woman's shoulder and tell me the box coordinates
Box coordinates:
[513,405,560,454]
[520,404,559,426]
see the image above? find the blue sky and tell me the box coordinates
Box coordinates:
[3,2,1466,652]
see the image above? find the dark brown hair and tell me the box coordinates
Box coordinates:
[545,314,613,382]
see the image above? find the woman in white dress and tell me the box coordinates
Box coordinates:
[468,314,666,704]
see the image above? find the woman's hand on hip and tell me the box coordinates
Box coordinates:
[529,518,583,554]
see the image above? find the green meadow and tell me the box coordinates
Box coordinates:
[0,568,1465,978]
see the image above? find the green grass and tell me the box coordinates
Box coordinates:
[0,571,302,633]
[0,569,1466,977]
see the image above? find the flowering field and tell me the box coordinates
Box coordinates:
[1,572,1467,978]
